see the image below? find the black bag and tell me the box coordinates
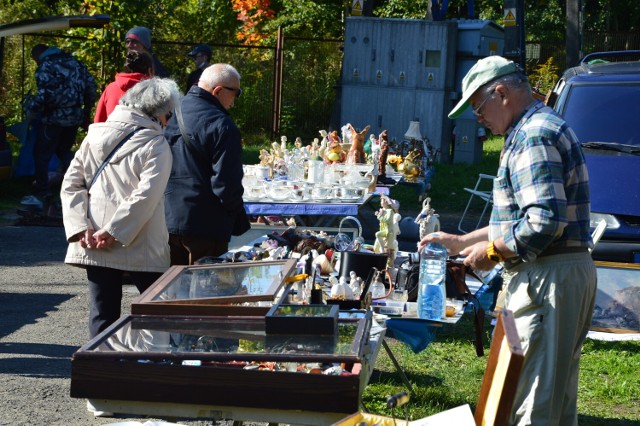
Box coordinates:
[393,257,486,356]
[394,258,469,302]
[232,206,251,236]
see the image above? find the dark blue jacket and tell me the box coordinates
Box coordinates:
[164,86,246,241]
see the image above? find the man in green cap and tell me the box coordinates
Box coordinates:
[420,56,596,425]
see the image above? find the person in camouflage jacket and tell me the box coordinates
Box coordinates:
[28,44,97,195]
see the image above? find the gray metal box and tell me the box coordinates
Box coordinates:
[341,17,458,161]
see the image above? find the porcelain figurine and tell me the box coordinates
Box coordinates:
[377,130,393,186]
[374,194,402,267]
[345,123,370,165]
[324,131,345,164]
[415,197,441,240]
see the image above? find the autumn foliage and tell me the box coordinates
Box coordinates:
[232,0,275,43]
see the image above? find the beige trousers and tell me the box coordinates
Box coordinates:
[503,252,596,426]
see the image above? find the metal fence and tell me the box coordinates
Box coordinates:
[526,30,640,69]
[2,29,639,145]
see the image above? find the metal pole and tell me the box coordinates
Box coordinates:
[271,27,283,139]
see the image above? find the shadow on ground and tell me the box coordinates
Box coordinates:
[0,293,74,338]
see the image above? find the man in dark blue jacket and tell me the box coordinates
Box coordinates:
[164,63,250,265]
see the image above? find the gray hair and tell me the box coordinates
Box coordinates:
[481,71,532,97]
[119,77,181,119]
[198,63,241,91]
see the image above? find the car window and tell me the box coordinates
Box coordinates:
[561,83,640,146]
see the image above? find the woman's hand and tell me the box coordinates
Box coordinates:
[78,229,96,248]
[92,229,116,249]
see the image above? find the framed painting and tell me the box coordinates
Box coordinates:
[592,261,640,333]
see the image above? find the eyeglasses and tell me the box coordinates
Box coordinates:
[472,89,496,117]
[222,86,242,98]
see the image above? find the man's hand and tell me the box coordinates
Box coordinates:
[418,231,463,255]
[460,241,498,271]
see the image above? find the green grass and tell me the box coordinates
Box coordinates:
[361,316,640,424]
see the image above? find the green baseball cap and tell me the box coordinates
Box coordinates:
[448,56,518,119]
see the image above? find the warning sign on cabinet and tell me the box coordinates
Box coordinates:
[504,8,516,27]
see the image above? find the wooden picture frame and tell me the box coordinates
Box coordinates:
[131,259,297,316]
[592,261,640,334]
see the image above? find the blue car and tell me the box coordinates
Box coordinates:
[548,51,640,263]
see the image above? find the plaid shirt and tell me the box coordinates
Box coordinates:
[489,101,593,264]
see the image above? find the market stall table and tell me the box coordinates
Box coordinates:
[71,260,386,425]
[74,315,386,425]
[244,193,376,227]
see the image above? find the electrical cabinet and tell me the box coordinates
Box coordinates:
[341,17,458,161]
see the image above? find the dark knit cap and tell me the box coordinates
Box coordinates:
[188,44,212,58]
[125,26,152,50]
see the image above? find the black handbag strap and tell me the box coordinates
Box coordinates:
[175,107,208,164]
[88,127,142,190]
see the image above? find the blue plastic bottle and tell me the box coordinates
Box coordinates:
[417,241,448,320]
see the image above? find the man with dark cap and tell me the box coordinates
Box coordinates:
[125,26,170,78]
[186,44,212,93]
[420,56,595,425]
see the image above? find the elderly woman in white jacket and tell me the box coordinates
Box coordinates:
[61,77,181,339]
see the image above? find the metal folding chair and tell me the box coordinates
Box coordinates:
[458,174,495,234]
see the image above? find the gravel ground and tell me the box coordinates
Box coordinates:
[0,209,461,426]
[0,223,270,426]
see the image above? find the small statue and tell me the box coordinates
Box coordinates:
[374,194,402,267]
[324,131,346,164]
[377,130,396,185]
[294,137,303,150]
[329,276,345,299]
[345,123,371,165]
[349,271,363,296]
[415,197,441,240]
[402,150,422,182]
[309,138,321,160]
[259,149,272,167]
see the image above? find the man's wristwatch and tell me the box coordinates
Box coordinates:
[486,241,506,262]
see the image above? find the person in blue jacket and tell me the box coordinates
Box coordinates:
[164,63,250,265]
[28,44,97,196]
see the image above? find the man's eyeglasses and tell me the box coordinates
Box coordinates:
[472,89,495,117]
[222,86,242,98]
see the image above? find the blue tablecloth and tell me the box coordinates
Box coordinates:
[244,200,363,217]
[385,318,439,353]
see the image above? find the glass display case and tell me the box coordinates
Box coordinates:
[131,259,297,316]
[71,312,374,414]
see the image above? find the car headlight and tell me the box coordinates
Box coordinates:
[590,212,620,230]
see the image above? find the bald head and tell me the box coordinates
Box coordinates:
[198,63,241,91]
[198,63,241,110]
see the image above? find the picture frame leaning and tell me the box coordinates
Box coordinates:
[591,261,640,334]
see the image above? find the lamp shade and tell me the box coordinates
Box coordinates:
[404,121,422,140]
